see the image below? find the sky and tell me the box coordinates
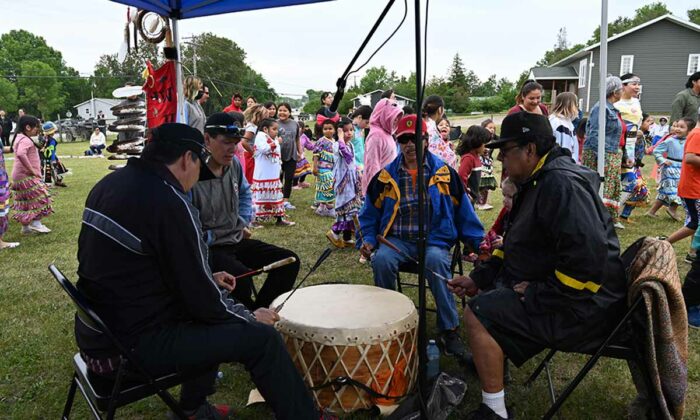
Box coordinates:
[2,0,698,97]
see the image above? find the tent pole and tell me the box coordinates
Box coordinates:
[171,17,185,123]
[413,0,428,410]
[597,0,608,182]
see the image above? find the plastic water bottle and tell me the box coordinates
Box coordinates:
[426,339,440,381]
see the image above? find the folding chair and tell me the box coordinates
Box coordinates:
[524,239,660,420]
[50,264,198,420]
[396,243,466,311]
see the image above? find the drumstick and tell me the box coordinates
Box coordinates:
[375,235,450,282]
[352,214,364,244]
[275,248,333,313]
[234,257,297,280]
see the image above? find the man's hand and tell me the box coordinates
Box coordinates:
[513,281,530,301]
[254,308,281,325]
[447,275,478,298]
[242,227,252,239]
[491,235,503,249]
[360,242,374,259]
[212,271,236,291]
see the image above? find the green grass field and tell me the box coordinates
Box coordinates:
[0,141,698,419]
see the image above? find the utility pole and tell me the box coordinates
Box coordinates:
[182,36,197,76]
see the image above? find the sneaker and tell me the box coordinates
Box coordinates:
[276,219,296,227]
[359,255,368,264]
[476,204,494,211]
[466,403,513,420]
[283,201,296,210]
[613,222,625,230]
[440,329,466,358]
[688,305,700,329]
[685,253,697,264]
[28,222,51,234]
[21,226,34,235]
[0,241,19,249]
[249,221,264,229]
[54,181,68,187]
[292,185,302,190]
[326,230,345,248]
[310,202,320,210]
[169,402,234,420]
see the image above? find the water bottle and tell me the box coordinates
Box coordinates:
[426,339,440,381]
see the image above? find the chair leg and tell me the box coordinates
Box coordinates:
[62,374,78,420]
[544,362,557,406]
[525,349,557,386]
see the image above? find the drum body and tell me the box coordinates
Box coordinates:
[272,284,418,414]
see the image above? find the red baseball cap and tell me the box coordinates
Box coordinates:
[395,114,427,138]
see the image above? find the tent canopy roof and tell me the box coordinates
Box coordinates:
[109,0,332,19]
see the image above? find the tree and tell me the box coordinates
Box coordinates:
[591,2,670,43]
[18,61,64,118]
[0,78,18,112]
[555,27,569,51]
[0,30,88,115]
[358,66,396,93]
[447,54,467,87]
[92,42,162,99]
[302,89,324,113]
[689,9,700,24]
[180,33,275,112]
[472,74,498,97]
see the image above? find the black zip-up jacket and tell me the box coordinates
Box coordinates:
[471,146,626,319]
[76,158,253,356]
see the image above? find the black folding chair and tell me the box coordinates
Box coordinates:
[50,264,197,420]
[524,238,660,419]
[396,243,467,311]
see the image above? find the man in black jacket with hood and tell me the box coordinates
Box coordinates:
[448,112,626,420]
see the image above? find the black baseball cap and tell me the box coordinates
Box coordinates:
[486,112,554,149]
[146,123,210,163]
[205,112,243,138]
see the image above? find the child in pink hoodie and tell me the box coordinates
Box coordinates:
[361,98,404,194]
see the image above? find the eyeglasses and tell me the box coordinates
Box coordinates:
[498,143,524,158]
[205,124,242,137]
[397,135,416,144]
[180,138,212,165]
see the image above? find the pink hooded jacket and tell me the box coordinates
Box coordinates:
[362,98,404,193]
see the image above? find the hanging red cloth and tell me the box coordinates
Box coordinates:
[143,61,177,128]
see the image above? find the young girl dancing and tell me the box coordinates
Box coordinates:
[293,121,314,189]
[313,119,337,217]
[326,117,363,248]
[10,115,53,234]
[252,118,295,226]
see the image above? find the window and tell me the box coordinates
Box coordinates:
[578,59,587,88]
[689,54,700,75]
[620,55,634,75]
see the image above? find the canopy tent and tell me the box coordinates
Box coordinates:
[106,0,612,414]
[109,0,332,122]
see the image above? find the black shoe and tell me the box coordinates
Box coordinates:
[466,403,513,419]
[440,329,466,357]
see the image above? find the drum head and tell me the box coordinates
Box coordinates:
[273,284,417,345]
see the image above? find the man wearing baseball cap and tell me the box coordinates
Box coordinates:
[191,113,299,311]
[358,114,484,359]
[448,112,626,419]
[76,122,318,419]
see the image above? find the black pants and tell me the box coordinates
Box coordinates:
[132,320,316,419]
[683,257,700,307]
[0,133,9,147]
[210,239,299,310]
[281,159,297,199]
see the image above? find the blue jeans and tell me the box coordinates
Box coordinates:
[371,236,459,331]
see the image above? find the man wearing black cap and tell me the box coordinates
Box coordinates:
[448,112,626,419]
[76,123,318,419]
[191,113,299,310]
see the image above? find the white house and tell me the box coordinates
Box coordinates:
[351,90,415,110]
[74,98,122,121]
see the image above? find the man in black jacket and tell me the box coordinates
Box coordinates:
[448,112,626,420]
[76,123,317,419]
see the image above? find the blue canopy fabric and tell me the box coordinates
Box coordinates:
[109,0,332,19]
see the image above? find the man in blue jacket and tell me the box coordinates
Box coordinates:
[358,114,484,358]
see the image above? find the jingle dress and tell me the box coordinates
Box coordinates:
[294,133,314,180]
[251,131,285,219]
[11,133,53,225]
[332,140,362,233]
[653,135,685,206]
[314,136,336,205]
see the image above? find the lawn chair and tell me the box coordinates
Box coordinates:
[396,243,466,311]
[50,264,197,420]
[524,238,660,420]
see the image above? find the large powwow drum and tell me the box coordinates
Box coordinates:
[272,284,418,414]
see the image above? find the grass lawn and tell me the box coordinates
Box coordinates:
[0,140,698,419]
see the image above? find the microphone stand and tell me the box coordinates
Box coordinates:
[328,0,396,112]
